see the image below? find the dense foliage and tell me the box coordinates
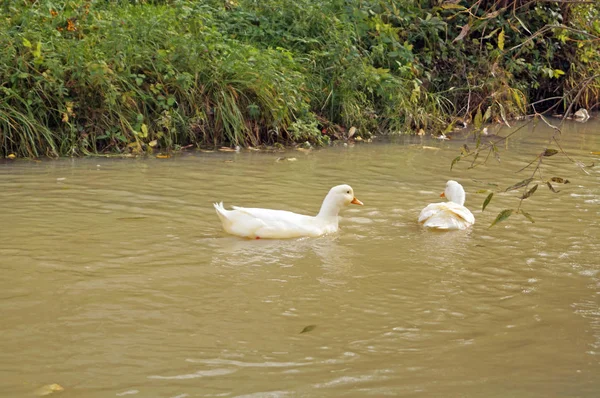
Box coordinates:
[1,0,599,157]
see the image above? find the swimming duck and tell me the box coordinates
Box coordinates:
[214,184,363,239]
[418,180,475,230]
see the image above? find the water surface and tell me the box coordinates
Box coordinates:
[1,120,599,397]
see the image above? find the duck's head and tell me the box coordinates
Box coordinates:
[318,184,363,218]
[440,180,466,206]
[330,184,363,207]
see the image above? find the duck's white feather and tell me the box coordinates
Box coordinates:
[418,180,475,230]
[418,202,474,230]
[213,184,361,239]
[216,204,325,239]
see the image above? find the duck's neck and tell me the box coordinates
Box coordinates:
[316,194,342,219]
[448,189,466,206]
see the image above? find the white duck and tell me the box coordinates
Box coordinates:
[418,180,475,230]
[214,184,363,239]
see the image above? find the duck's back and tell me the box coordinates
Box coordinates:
[216,205,323,238]
[418,202,474,230]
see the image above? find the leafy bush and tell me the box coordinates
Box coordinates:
[1,0,599,157]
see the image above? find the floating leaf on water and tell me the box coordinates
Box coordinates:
[591,151,600,155]
[7,153,16,159]
[450,155,461,170]
[156,154,170,159]
[218,147,237,152]
[475,189,489,194]
[520,184,538,199]
[546,181,560,193]
[300,325,317,334]
[520,210,535,223]
[550,177,570,184]
[490,209,513,228]
[482,192,493,211]
[505,178,533,192]
[34,383,64,396]
[542,148,559,157]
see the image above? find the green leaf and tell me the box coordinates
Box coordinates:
[542,148,558,157]
[482,192,493,211]
[520,184,538,199]
[23,38,32,48]
[450,155,461,170]
[441,3,466,10]
[490,209,513,228]
[521,211,535,223]
[497,102,510,127]
[167,97,176,106]
[505,177,533,192]
[140,123,148,137]
[474,107,483,129]
[546,181,560,193]
[483,106,492,122]
[498,29,505,50]
[32,42,42,58]
[300,325,316,334]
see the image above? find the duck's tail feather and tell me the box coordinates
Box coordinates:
[214,201,227,219]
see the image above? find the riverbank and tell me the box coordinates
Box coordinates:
[1,0,599,158]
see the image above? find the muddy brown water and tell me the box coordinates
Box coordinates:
[1,119,599,397]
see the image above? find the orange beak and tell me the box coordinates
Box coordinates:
[440,192,445,198]
[351,197,364,205]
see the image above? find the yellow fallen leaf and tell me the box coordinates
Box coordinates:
[156,154,170,159]
[591,151,600,155]
[7,153,16,159]
[148,140,158,147]
[34,383,64,396]
[422,146,440,150]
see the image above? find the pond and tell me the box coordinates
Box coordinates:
[1,119,599,397]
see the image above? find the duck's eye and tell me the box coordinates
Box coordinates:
[346,190,350,194]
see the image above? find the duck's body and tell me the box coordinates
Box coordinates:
[214,185,362,239]
[418,180,474,230]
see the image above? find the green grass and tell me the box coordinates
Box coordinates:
[1,0,599,157]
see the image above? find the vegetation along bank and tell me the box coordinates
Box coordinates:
[1,0,599,157]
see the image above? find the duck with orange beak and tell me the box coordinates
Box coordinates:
[214,184,363,239]
[418,180,475,230]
